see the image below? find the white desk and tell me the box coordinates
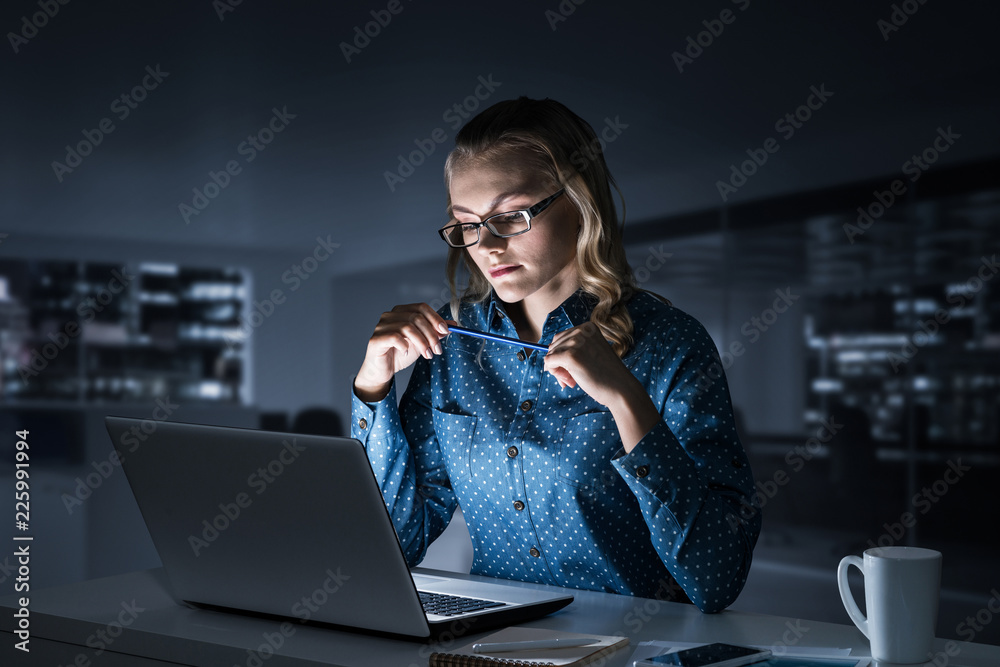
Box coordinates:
[2,567,998,666]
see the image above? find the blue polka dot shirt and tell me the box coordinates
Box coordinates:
[351,288,761,613]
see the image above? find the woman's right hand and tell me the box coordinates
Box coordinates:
[354,303,456,402]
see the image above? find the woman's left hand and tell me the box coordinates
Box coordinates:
[543,322,661,452]
[543,322,637,407]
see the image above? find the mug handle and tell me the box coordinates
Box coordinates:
[837,555,869,638]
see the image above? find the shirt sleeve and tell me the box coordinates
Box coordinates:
[350,357,458,567]
[610,314,761,613]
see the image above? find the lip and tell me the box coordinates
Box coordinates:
[489,264,520,278]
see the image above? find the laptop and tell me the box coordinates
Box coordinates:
[105,416,573,639]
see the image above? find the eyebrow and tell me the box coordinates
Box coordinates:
[450,190,528,217]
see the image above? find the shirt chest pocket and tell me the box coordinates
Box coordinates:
[557,410,618,490]
[430,408,477,481]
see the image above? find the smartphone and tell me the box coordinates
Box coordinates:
[635,642,772,667]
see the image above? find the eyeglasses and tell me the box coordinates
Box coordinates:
[439,189,566,248]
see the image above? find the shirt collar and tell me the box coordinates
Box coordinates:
[485,287,596,336]
[559,288,598,328]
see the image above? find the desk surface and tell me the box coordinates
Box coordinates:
[2,567,998,667]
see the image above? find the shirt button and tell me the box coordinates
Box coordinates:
[513,500,525,511]
[636,465,650,478]
[358,418,368,430]
[507,446,519,458]
[520,400,532,412]
[529,547,540,558]
[516,350,526,361]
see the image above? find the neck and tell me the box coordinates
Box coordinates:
[504,264,581,343]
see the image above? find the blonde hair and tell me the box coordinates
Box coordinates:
[443,97,668,358]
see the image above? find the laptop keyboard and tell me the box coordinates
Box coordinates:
[418,591,506,617]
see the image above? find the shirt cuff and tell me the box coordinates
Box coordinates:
[350,377,397,446]
[610,419,687,497]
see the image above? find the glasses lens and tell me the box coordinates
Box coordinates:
[488,212,529,237]
[443,223,479,247]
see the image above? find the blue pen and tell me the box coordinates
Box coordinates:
[448,325,549,353]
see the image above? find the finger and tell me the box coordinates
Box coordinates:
[549,328,576,348]
[543,346,575,371]
[548,366,576,388]
[381,331,418,359]
[441,320,461,343]
[384,307,444,358]
[386,303,452,338]
[542,352,571,379]
[414,302,453,336]
[400,314,444,359]
[549,328,587,352]
[373,321,428,361]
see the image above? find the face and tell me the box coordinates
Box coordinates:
[447,154,580,308]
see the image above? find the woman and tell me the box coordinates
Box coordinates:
[352,97,759,613]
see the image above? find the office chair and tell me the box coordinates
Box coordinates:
[291,407,344,437]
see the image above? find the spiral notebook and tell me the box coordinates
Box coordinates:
[428,627,629,667]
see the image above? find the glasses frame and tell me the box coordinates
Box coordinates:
[439,188,566,248]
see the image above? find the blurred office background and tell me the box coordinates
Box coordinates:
[2,0,998,646]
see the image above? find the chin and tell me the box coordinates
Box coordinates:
[489,280,533,303]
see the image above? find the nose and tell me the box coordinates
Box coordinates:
[475,226,507,255]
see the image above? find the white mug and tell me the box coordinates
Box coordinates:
[837,546,942,664]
